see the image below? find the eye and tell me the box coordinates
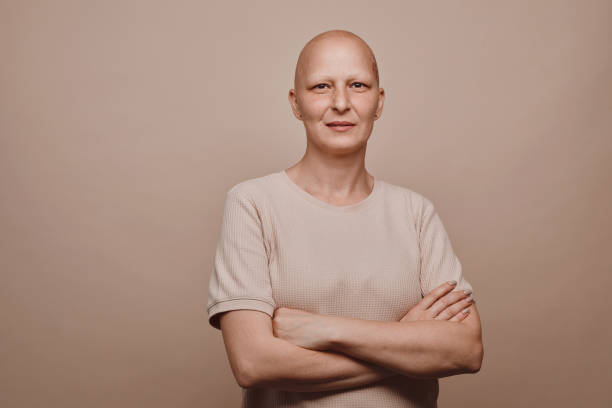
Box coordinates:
[352,82,366,88]
[313,83,329,89]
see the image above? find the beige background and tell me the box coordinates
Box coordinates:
[1,1,611,407]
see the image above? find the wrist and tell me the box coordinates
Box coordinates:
[320,314,342,350]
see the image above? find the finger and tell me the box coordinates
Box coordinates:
[419,280,458,310]
[430,289,472,318]
[448,299,475,322]
[449,303,474,322]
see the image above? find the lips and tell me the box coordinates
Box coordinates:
[326,121,355,132]
[327,121,354,126]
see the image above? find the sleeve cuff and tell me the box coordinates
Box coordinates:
[207,298,276,330]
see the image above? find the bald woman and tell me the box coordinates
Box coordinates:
[207,30,483,407]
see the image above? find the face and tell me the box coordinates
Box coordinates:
[289,37,385,154]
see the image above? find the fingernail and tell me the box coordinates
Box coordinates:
[448,280,457,286]
[462,307,470,314]
[463,289,472,295]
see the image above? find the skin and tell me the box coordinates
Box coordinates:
[272,283,482,379]
[278,29,482,378]
[219,30,483,390]
[286,30,385,204]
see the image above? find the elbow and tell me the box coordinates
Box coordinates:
[451,336,483,375]
[465,340,484,374]
[236,357,258,389]
[237,346,272,389]
[238,372,254,389]
[234,336,281,389]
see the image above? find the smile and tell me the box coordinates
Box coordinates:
[326,122,355,132]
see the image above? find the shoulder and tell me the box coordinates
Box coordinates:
[378,179,435,216]
[224,172,281,214]
[227,172,278,197]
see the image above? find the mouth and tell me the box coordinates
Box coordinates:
[326,121,355,132]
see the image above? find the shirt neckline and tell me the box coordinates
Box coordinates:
[279,169,380,213]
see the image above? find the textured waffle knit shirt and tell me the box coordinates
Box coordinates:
[207,169,475,408]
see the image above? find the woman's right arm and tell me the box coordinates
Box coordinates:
[219,309,397,392]
[218,280,473,392]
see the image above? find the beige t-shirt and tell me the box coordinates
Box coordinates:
[207,169,475,407]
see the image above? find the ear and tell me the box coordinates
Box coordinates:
[374,87,385,120]
[288,89,303,120]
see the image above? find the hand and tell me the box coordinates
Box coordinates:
[272,307,334,351]
[400,281,474,323]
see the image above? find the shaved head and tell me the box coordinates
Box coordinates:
[287,29,385,144]
[294,30,379,89]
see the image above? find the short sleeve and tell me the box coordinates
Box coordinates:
[207,189,276,330]
[417,197,474,298]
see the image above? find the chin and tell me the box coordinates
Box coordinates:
[322,136,369,153]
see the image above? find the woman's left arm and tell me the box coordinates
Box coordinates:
[273,303,483,379]
[326,303,483,379]
[273,195,484,379]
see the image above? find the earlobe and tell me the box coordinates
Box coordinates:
[375,89,385,119]
[288,89,296,106]
[288,90,302,120]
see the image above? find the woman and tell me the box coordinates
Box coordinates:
[207,29,483,407]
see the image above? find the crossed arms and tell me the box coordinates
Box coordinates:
[218,299,483,392]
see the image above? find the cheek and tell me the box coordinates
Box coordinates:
[300,95,377,119]
[300,97,328,118]
[353,97,379,116]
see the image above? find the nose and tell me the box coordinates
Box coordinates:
[331,87,351,112]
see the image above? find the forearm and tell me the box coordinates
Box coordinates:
[327,314,480,379]
[244,335,397,392]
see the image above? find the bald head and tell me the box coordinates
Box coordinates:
[294,30,379,89]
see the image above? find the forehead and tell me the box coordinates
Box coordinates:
[298,38,375,81]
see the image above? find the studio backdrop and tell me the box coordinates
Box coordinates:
[1,1,611,407]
